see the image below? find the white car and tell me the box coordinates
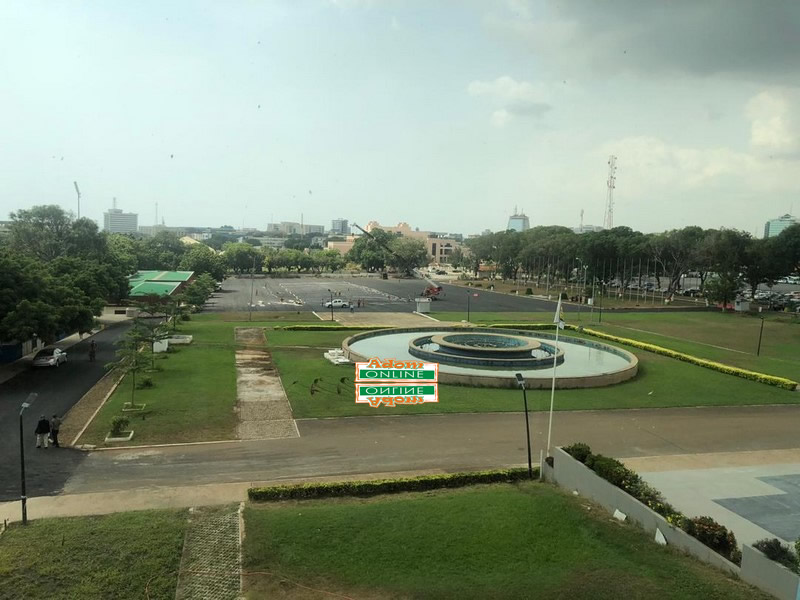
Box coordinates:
[323,298,350,309]
[33,347,68,367]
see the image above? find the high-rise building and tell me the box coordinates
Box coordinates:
[330,218,350,235]
[764,214,797,238]
[103,201,138,234]
[267,221,324,235]
[506,210,530,232]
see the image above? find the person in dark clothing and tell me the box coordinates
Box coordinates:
[88,340,97,362]
[50,414,63,447]
[35,415,50,449]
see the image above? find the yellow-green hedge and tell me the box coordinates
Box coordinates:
[486,322,798,390]
[580,327,798,391]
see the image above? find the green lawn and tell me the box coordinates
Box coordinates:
[80,317,240,446]
[0,509,186,600]
[435,310,800,381]
[243,482,765,600]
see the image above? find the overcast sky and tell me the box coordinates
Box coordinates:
[2,0,799,236]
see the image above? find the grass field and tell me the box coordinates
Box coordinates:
[0,509,186,600]
[243,482,766,600]
[271,329,797,418]
[435,310,800,380]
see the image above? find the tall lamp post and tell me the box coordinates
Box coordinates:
[515,374,534,479]
[19,393,37,525]
[576,258,586,319]
[327,289,334,322]
[248,254,256,322]
[756,316,765,356]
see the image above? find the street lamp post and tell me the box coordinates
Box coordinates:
[515,374,534,479]
[19,393,37,525]
[248,255,256,322]
[467,291,471,322]
[757,317,765,356]
[576,258,586,319]
[327,289,334,322]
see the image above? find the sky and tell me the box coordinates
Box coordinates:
[1,0,799,236]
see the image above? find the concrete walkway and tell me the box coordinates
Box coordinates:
[234,328,298,440]
[332,311,436,327]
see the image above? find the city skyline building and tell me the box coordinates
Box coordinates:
[506,209,530,232]
[764,214,797,238]
[103,199,138,234]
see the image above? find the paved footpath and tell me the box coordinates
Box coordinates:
[2,404,799,524]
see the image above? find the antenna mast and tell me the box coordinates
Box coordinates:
[580,209,584,232]
[73,181,81,219]
[603,155,617,230]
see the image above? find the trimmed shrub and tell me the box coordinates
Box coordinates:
[249,468,534,502]
[525,288,533,295]
[682,516,741,565]
[563,442,591,464]
[110,416,129,436]
[753,538,799,573]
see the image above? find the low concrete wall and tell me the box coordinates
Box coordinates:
[741,545,800,600]
[547,447,740,575]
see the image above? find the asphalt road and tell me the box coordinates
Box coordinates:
[62,405,800,494]
[0,323,129,502]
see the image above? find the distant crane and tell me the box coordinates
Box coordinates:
[351,222,444,298]
[73,181,81,219]
[603,156,617,230]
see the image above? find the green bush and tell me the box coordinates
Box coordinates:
[586,455,640,489]
[563,443,591,464]
[753,538,799,573]
[110,416,129,436]
[248,468,534,502]
[682,516,741,565]
[474,283,483,288]
[525,288,533,295]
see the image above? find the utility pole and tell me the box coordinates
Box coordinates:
[248,255,256,322]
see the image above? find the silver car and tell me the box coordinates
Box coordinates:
[33,347,68,367]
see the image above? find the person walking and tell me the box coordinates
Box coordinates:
[88,339,97,362]
[50,414,63,448]
[35,415,50,449]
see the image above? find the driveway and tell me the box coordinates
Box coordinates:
[0,323,129,502]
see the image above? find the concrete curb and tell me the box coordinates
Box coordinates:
[68,368,126,448]
[412,311,440,321]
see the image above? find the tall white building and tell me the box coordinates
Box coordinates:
[506,210,530,232]
[103,201,138,234]
[764,214,797,238]
[330,218,350,235]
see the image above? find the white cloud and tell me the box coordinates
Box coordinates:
[390,15,400,31]
[746,90,800,156]
[468,76,552,125]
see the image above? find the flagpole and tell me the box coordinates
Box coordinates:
[546,323,559,456]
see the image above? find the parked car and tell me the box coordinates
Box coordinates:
[323,298,350,309]
[33,347,68,367]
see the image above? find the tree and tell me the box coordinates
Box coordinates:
[179,244,227,281]
[741,237,785,298]
[223,242,260,274]
[776,223,800,275]
[704,273,741,310]
[137,232,186,270]
[108,319,149,408]
[346,229,396,272]
[183,274,217,309]
[387,237,428,275]
[9,205,73,261]
[448,247,468,270]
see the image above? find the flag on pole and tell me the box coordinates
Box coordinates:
[553,296,565,330]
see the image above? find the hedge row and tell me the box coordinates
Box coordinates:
[248,468,535,501]
[485,323,798,390]
[579,327,799,390]
[563,443,742,565]
[277,325,390,331]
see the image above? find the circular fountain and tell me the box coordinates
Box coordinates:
[343,327,638,389]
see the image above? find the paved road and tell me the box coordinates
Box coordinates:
[62,405,800,494]
[0,323,129,502]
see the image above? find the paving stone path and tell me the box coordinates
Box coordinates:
[234,328,298,440]
[175,504,242,600]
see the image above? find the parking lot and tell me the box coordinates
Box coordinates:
[206,275,574,315]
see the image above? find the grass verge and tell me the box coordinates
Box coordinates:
[243,482,766,599]
[0,509,186,600]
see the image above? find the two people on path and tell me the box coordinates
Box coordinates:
[34,414,62,448]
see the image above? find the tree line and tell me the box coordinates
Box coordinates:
[458,224,800,304]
